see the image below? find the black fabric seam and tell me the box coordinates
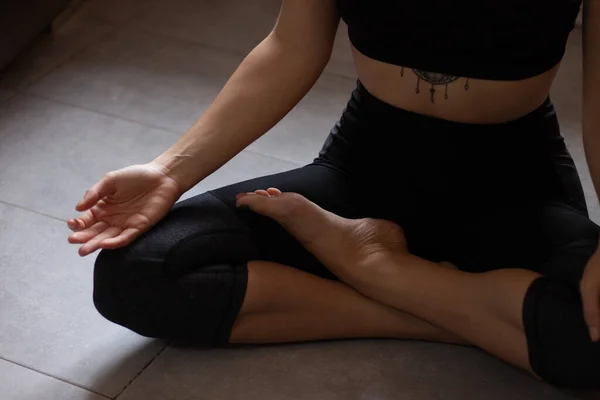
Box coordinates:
[208,189,235,210]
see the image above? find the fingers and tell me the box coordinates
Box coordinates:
[581,281,600,342]
[76,175,116,212]
[67,210,97,232]
[67,218,81,231]
[78,226,122,257]
[71,172,117,234]
[68,221,108,244]
[69,222,139,256]
[98,228,140,249]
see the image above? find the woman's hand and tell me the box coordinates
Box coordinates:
[582,246,600,342]
[67,163,182,257]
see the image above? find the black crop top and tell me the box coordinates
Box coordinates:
[337,0,583,80]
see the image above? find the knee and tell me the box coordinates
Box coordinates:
[94,246,249,344]
[524,277,600,389]
[92,192,257,340]
[92,247,163,338]
[92,250,123,329]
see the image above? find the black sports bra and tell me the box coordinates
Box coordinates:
[337,0,582,80]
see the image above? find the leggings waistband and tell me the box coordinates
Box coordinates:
[352,80,557,138]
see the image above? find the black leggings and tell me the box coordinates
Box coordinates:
[94,82,600,389]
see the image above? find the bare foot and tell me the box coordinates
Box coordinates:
[236,188,410,282]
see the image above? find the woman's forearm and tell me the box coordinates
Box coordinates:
[154,35,331,193]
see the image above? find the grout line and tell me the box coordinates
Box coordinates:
[243,148,304,167]
[0,90,17,105]
[18,91,183,134]
[0,200,66,223]
[128,25,256,59]
[120,1,151,26]
[114,342,170,399]
[13,91,309,166]
[0,356,111,399]
[13,23,118,94]
[8,15,348,167]
[73,0,148,27]
[117,24,357,82]
[53,0,88,31]
[147,28,355,81]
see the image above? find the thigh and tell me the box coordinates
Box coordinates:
[439,201,599,285]
[129,161,356,280]
[209,162,356,278]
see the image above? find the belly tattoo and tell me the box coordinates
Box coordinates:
[400,67,470,103]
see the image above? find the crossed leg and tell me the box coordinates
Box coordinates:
[94,164,465,348]
[93,165,599,388]
[235,188,600,388]
[230,259,464,344]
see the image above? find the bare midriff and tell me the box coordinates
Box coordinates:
[352,45,561,124]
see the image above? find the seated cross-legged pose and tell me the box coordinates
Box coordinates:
[68,0,600,389]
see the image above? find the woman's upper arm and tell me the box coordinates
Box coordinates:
[270,0,340,62]
[583,1,599,93]
[583,0,600,131]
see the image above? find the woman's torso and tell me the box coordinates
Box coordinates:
[338,0,582,124]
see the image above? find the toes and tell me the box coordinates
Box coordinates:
[254,188,282,197]
[235,188,282,201]
[236,191,311,222]
[254,189,270,197]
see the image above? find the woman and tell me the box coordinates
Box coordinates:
[67,0,599,389]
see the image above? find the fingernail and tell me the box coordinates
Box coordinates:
[590,327,599,342]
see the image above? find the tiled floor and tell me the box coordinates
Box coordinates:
[0,1,596,399]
